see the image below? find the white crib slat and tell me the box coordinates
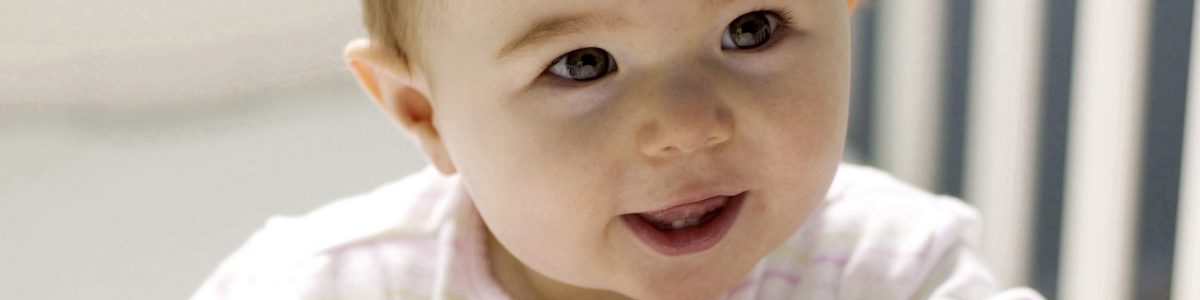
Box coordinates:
[1060,0,1152,299]
[964,0,1044,288]
[871,0,945,190]
[1173,3,1200,298]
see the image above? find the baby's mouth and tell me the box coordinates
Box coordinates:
[636,196,729,231]
[620,192,747,257]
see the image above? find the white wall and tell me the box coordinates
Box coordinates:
[1,86,429,300]
[1,1,429,299]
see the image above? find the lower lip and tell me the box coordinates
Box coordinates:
[621,192,747,257]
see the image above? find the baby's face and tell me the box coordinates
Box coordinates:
[420,0,848,298]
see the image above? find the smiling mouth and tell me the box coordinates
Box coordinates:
[620,192,747,257]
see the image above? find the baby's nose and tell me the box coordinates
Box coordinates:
[638,107,733,157]
[631,62,736,158]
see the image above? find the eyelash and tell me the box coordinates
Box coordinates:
[538,7,798,86]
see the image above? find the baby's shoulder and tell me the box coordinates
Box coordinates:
[816,163,981,240]
[192,166,461,299]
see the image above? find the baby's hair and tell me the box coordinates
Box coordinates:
[361,0,426,63]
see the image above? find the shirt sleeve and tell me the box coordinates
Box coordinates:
[907,196,1046,300]
[909,238,1045,300]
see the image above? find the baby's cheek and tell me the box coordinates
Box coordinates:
[482,189,617,284]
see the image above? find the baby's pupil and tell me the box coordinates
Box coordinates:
[738,21,762,36]
[579,54,598,66]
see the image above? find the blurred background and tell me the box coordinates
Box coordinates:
[2,0,1197,299]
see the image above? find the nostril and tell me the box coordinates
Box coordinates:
[705,133,730,147]
[654,135,727,156]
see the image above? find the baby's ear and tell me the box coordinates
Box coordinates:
[344,39,458,175]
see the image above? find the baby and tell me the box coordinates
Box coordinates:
[195,0,1045,299]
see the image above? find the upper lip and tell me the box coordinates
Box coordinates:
[631,181,746,214]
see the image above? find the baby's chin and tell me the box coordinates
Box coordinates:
[615,269,749,300]
[602,251,764,300]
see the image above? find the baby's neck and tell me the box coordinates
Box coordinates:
[485,227,630,300]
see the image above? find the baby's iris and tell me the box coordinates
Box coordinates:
[547,47,615,82]
[721,11,781,49]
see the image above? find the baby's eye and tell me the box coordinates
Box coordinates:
[721,11,781,50]
[546,47,617,82]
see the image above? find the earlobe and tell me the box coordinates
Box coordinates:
[343,39,459,175]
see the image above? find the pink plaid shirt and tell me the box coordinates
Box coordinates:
[193,163,1044,299]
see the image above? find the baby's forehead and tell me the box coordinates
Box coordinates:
[434,0,741,29]
[411,0,842,76]
[429,1,741,51]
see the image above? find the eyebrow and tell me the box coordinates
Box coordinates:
[496,13,624,61]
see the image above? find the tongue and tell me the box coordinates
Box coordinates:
[637,196,729,225]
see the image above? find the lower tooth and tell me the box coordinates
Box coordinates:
[669,216,703,229]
